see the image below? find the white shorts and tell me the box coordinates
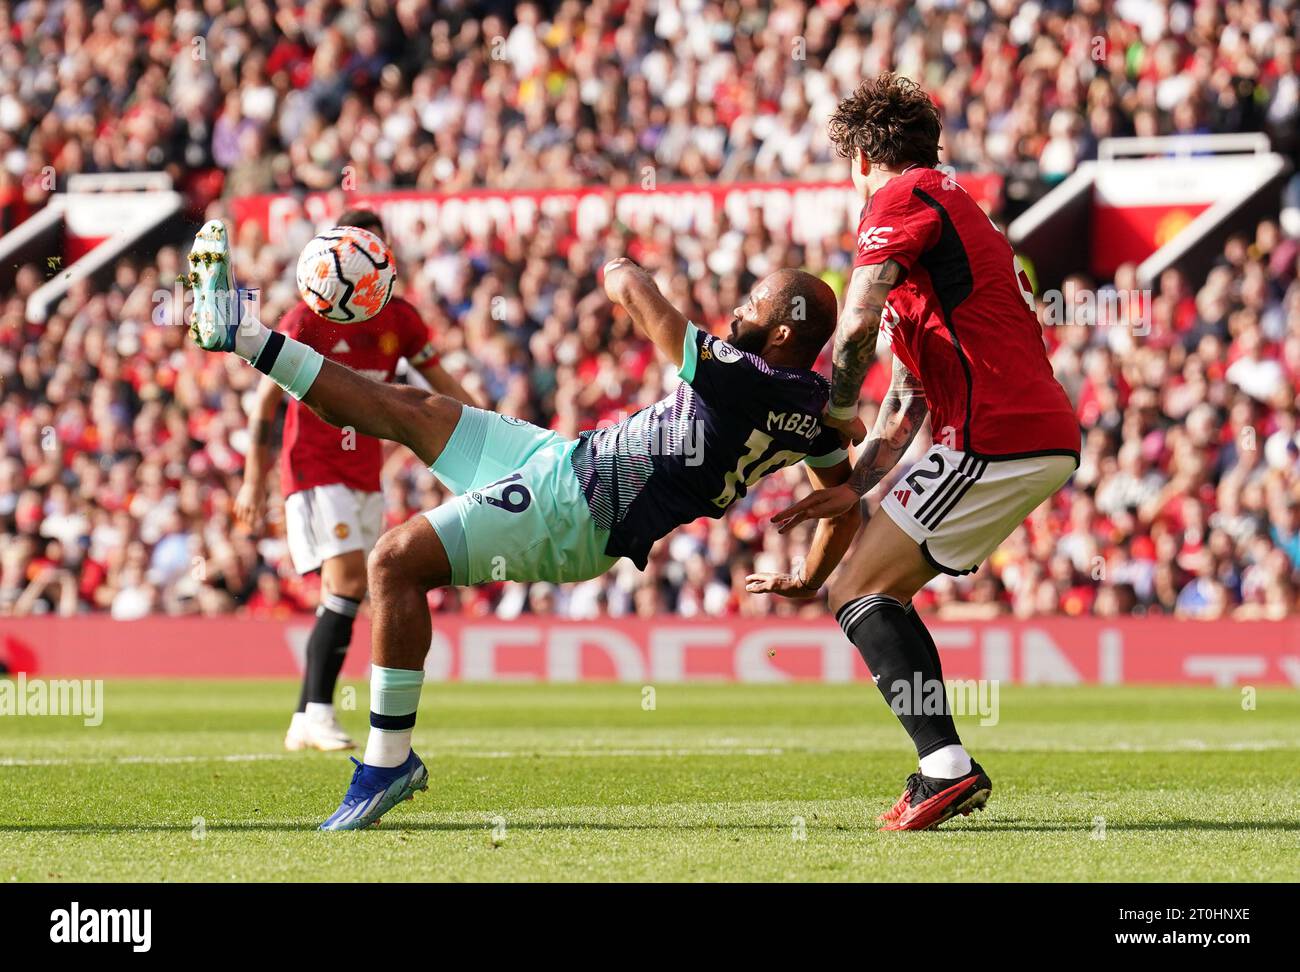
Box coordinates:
[284,485,384,575]
[881,444,1076,576]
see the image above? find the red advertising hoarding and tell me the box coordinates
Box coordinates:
[230,176,1005,249]
[3,617,1297,686]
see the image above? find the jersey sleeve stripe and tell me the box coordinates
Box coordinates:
[804,447,848,468]
[678,321,701,383]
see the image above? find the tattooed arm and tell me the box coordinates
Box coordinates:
[846,353,928,496]
[770,354,928,533]
[824,259,904,442]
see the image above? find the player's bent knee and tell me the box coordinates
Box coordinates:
[366,533,412,588]
[367,519,452,592]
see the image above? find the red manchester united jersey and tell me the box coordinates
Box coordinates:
[279,296,439,496]
[854,167,1079,459]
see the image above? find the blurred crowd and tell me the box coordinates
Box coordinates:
[3,0,1298,225]
[2,0,1300,622]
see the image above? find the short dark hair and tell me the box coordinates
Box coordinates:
[337,208,386,240]
[828,74,942,169]
[768,269,838,367]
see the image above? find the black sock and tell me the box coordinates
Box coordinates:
[905,603,945,682]
[297,593,361,711]
[836,594,961,760]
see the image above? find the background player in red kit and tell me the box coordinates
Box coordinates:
[235,209,474,752]
[753,75,1081,830]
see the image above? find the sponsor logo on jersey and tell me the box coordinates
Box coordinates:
[711,339,743,364]
[893,488,911,506]
[858,225,893,252]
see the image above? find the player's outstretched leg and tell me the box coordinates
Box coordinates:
[187,219,462,467]
[318,517,450,831]
[827,512,992,831]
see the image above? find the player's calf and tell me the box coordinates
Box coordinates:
[363,520,449,757]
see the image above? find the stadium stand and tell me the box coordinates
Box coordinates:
[1,0,1299,622]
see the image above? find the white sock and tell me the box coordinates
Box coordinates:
[919,744,972,779]
[364,727,412,768]
[362,665,423,767]
[234,319,271,361]
[304,702,335,723]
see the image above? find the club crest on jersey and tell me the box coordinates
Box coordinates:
[711,340,743,364]
[893,488,912,506]
[333,523,350,539]
[858,225,893,252]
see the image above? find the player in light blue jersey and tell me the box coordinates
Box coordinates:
[187,221,861,830]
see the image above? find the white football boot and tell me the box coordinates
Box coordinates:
[285,711,356,752]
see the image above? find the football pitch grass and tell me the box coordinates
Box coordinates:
[2,681,1297,882]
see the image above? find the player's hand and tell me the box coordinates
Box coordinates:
[234,481,266,531]
[601,257,644,303]
[771,484,861,534]
[822,408,868,446]
[744,571,819,599]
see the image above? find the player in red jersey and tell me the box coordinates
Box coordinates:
[234,210,474,752]
[752,76,1080,830]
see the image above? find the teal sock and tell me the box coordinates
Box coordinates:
[363,665,424,768]
[248,329,324,400]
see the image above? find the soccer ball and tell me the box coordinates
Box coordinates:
[295,226,397,323]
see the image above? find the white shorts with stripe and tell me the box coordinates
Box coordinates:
[880,443,1076,576]
[284,484,384,575]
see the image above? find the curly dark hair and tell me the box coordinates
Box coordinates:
[828,74,942,169]
[337,207,386,240]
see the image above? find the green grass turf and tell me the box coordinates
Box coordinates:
[1,680,1298,882]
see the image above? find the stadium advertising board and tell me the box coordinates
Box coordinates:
[230,176,1004,249]
[5,617,1297,685]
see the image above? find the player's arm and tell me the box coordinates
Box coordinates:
[771,355,928,533]
[602,257,687,367]
[234,374,285,531]
[745,456,862,599]
[824,258,904,443]
[415,359,477,408]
